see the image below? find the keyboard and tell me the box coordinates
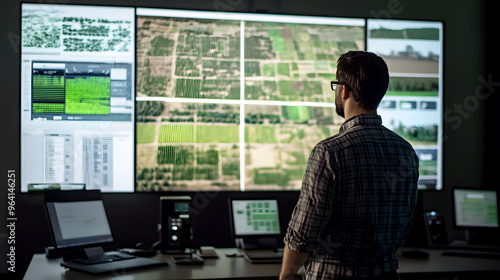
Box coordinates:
[446,241,500,252]
[442,249,500,259]
[72,252,135,265]
[245,252,283,261]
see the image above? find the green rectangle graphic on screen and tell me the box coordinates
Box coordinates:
[231,199,281,236]
[65,76,111,114]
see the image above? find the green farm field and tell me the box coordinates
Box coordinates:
[196,125,239,143]
[158,124,239,143]
[137,124,156,144]
[159,125,194,143]
[245,126,277,143]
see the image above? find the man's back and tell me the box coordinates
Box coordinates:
[284,114,419,279]
[281,51,419,280]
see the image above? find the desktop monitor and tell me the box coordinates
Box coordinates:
[229,199,281,238]
[46,200,114,250]
[453,188,499,229]
[44,190,114,255]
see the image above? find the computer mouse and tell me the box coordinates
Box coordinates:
[402,248,429,258]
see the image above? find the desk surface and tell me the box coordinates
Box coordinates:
[24,248,500,280]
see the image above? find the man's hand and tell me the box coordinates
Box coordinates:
[279,246,310,280]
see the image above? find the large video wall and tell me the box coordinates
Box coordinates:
[20,4,443,192]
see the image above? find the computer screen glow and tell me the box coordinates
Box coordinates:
[454,189,499,228]
[231,200,281,236]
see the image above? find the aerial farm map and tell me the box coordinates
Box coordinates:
[136,15,364,191]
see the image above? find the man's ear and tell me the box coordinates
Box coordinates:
[342,85,350,100]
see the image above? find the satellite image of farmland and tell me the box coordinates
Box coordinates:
[136,17,241,99]
[244,21,364,103]
[136,16,363,191]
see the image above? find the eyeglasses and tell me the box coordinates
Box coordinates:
[331,81,346,91]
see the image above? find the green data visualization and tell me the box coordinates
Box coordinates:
[32,74,111,115]
[32,74,65,113]
[242,202,279,233]
[65,76,111,114]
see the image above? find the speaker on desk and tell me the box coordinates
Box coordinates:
[423,211,449,247]
[159,196,192,254]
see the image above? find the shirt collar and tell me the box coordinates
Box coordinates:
[339,114,382,133]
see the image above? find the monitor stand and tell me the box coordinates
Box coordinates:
[450,230,500,250]
[161,248,190,254]
[464,230,500,246]
[172,251,204,265]
[235,237,279,250]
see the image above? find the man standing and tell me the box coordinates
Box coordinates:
[280,51,419,280]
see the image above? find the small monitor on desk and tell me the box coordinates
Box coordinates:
[451,187,500,247]
[230,199,281,237]
[453,188,499,229]
[45,190,114,253]
[229,199,281,250]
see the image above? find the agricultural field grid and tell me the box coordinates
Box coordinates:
[135,16,364,191]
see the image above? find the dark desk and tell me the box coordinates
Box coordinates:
[396,249,500,279]
[24,248,500,280]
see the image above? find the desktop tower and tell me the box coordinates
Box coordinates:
[159,196,192,254]
[423,211,449,247]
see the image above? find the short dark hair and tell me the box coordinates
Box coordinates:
[336,51,389,111]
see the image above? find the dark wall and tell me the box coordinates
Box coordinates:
[485,0,499,187]
[0,0,489,278]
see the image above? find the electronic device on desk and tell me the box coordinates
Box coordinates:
[441,187,500,258]
[402,248,429,259]
[160,196,192,253]
[229,199,283,263]
[44,190,167,275]
[197,246,219,259]
[244,251,284,263]
[423,211,449,248]
[159,196,204,264]
[171,250,205,265]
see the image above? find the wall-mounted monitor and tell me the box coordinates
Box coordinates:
[20,4,135,192]
[135,8,365,192]
[367,19,443,190]
[19,4,444,193]
[135,9,443,192]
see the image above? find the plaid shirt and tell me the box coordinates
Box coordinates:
[284,114,419,279]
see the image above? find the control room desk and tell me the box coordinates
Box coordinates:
[24,248,500,280]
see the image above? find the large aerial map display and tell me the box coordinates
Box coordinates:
[135,9,365,191]
[20,5,444,193]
